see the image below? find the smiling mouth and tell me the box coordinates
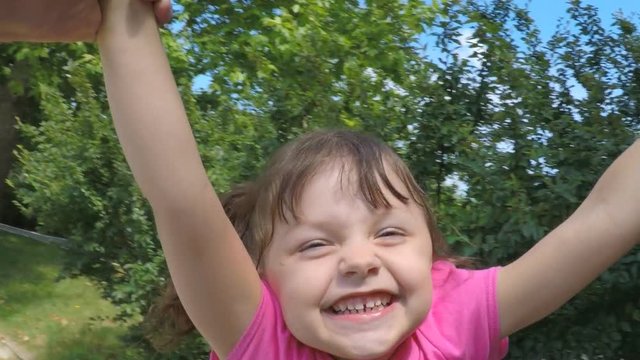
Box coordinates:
[328,293,394,315]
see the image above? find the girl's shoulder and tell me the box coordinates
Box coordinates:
[210,281,331,360]
[430,259,502,321]
[407,260,508,359]
[431,259,496,288]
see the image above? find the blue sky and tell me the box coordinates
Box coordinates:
[517,0,640,40]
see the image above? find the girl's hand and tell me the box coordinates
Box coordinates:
[0,0,172,43]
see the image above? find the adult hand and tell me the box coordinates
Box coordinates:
[146,0,173,26]
[0,0,172,43]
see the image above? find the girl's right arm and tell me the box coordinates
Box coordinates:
[97,1,261,357]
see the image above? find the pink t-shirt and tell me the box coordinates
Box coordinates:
[211,261,508,359]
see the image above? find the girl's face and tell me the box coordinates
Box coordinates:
[263,164,433,359]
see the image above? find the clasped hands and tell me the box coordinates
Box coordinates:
[0,0,172,43]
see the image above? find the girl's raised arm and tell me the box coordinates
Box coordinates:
[497,140,640,337]
[97,1,261,356]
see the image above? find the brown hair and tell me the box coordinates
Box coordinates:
[145,129,458,350]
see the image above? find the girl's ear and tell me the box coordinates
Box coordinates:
[256,257,267,277]
[256,252,271,279]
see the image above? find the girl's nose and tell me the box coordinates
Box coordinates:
[338,243,381,278]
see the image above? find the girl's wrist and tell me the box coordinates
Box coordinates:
[97,0,156,46]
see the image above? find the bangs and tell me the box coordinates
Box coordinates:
[269,132,426,225]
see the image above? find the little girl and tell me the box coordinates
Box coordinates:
[97,1,639,359]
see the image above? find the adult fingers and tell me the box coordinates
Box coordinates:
[156,0,173,25]
[142,0,173,25]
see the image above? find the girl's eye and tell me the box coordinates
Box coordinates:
[378,228,404,238]
[299,241,327,252]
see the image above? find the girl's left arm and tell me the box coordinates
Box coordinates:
[497,139,640,337]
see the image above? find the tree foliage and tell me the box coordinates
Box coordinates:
[4,0,639,358]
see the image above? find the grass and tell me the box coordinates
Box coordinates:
[0,231,144,359]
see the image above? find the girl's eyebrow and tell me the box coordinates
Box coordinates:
[291,206,403,231]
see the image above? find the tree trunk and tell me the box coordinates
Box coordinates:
[0,82,18,224]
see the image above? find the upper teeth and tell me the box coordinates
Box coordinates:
[332,294,391,313]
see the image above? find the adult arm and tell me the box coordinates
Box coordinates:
[97,0,261,357]
[0,0,172,43]
[498,140,640,337]
[0,0,100,42]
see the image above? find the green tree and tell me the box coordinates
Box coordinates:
[408,1,639,357]
[6,0,639,358]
